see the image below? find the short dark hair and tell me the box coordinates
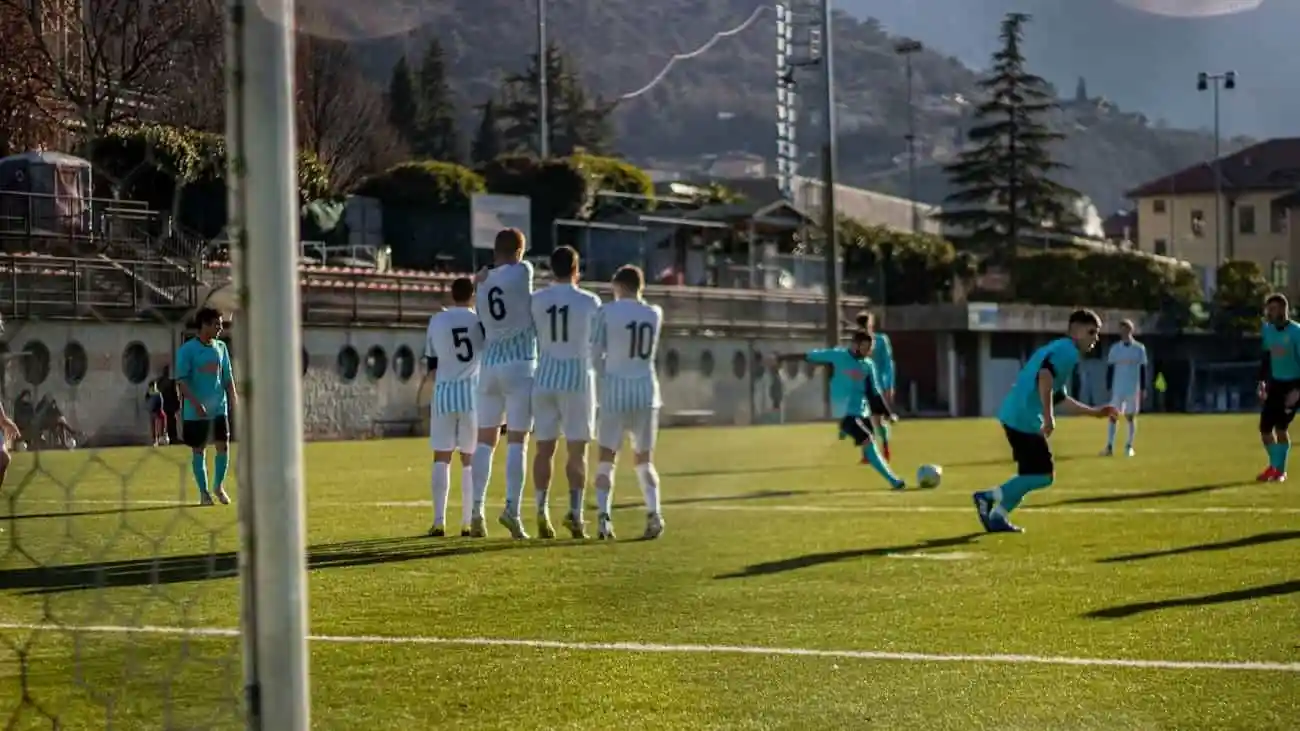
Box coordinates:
[851,329,872,345]
[494,228,526,257]
[551,246,579,278]
[612,265,645,294]
[450,277,475,304]
[194,307,223,328]
[855,310,874,329]
[1266,293,1289,309]
[1068,308,1101,328]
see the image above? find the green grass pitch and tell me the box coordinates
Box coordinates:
[1,414,1297,730]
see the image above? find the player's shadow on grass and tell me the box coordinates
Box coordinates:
[1,535,586,595]
[947,453,1086,469]
[1098,530,1300,563]
[1,505,178,522]
[714,533,984,579]
[1045,481,1246,507]
[660,465,821,479]
[612,489,807,511]
[1084,579,1300,619]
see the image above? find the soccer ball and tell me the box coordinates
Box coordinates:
[917,464,943,489]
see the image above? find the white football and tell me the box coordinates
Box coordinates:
[917,464,943,489]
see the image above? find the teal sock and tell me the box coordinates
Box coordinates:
[861,441,901,486]
[993,474,1053,513]
[1266,443,1279,470]
[1276,442,1291,472]
[214,452,230,489]
[191,452,209,494]
[879,422,891,446]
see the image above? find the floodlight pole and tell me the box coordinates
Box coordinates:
[1197,70,1235,268]
[896,39,923,234]
[537,0,549,158]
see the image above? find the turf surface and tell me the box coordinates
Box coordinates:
[1,414,1297,729]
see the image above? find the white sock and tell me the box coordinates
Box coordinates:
[1126,419,1137,447]
[635,463,660,515]
[471,443,494,517]
[459,465,474,527]
[1105,420,1116,447]
[505,442,527,517]
[431,461,451,526]
[595,461,615,515]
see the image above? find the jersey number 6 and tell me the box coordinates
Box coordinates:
[451,327,474,362]
[487,287,506,320]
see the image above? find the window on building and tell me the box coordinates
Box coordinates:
[1271,200,1289,234]
[1238,204,1257,235]
[1190,210,1205,237]
[1152,199,1167,214]
[1271,259,1289,290]
[1154,238,1169,256]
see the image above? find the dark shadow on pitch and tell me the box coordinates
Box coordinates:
[1047,481,1245,507]
[1,505,179,522]
[661,465,822,479]
[612,489,807,511]
[2,534,590,595]
[946,453,1086,469]
[1084,579,1300,619]
[715,533,984,579]
[1099,530,1300,564]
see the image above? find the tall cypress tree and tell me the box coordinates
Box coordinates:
[470,100,502,164]
[412,38,462,161]
[387,56,418,147]
[496,43,613,157]
[938,13,1081,255]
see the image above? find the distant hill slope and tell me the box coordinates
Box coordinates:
[352,0,1239,213]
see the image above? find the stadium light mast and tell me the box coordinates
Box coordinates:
[895,39,923,234]
[1197,69,1235,268]
[537,0,549,158]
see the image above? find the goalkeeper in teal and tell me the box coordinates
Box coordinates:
[1256,293,1300,482]
[973,309,1114,533]
[776,330,904,490]
[857,311,896,459]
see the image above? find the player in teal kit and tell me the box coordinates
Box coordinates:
[856,311,896,459]
[175,307,237,505]
[1256,293,1300,482]
[776,330,904,490]
[973,309,1115,533]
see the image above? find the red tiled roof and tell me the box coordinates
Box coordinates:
[1126,138,1300,199]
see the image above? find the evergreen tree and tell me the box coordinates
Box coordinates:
[497,43,613,157]
[938,13,1081,255]
[1074,76,1088,103]
[387,56,418,146]
[470,100,503,164]
[412,38,462,161]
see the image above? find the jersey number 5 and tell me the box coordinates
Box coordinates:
[625,322,654,360]
[487,287,506,320]
[451,327,474,362]
[546,304,569,343]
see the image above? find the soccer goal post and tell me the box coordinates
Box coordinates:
[226,0,311,728]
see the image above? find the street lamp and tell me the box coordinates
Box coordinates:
[1197,70,1235,267]
[895,39,922,234]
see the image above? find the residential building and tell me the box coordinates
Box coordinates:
[1126,137,1300,290]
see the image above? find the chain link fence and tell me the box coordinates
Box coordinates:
[1,0,308,728]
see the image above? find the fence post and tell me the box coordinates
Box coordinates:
[227,0,311,728]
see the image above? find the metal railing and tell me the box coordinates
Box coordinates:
[0,254,200,318]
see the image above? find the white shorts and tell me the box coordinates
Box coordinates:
[477,361,535,431]
[429,411,476,453]
[1109,393,1142,416]
[533,389,595,442]
[597,408,660,454]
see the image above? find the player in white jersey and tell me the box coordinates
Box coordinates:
[423,277,485,536]
[472,228,537,539]
[591,265,665,540]
[1101,319,1148,457]
[530,246,602,539]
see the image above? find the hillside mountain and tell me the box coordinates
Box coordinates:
[351,0,1241,213]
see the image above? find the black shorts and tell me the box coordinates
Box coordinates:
[1003,424,1054,476]
[181,416,230,450]
[1260,380,1300,433]
[839,415,875,446]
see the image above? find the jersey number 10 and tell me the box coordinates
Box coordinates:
[625,322,654,360]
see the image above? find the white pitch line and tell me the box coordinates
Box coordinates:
[7,499,1300,515]
[0,622,1296,674]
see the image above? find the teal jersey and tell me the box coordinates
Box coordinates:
[870,332,895,390]
[807,346,882,418]
[175,338,233,420]
[1262,320,1300,382]
[998,337,1081,434]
